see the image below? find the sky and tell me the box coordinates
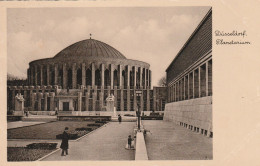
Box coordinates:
[7,7,211,86]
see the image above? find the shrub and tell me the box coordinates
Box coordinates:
[95,121,106,124]
[75,127,93,131]
[87,123,101,127]
[124,114,135,117]
[8,147,54,161]
[26,143,57,150]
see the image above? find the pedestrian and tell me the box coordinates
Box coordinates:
[118,114,122,124]
[60,127,69,156]
[128,135,132,149]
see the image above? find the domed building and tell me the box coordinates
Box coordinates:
[8,38,166,115]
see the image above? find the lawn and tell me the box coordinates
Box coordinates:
[8,147,55,161]
[7,121,101,139]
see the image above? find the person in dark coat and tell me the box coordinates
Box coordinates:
[60,127,69,156]
[118,114,122,124]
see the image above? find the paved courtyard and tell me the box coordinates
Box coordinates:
[42,122,136,161]
[143,120,213,160]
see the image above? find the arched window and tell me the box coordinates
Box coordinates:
[130,68,134,87]
[122,70,126,88]
[67,68,72,88]
[58,68,63,87]
[95,69,101,86]
[86,69,92,86]
[114,70,118,86]
[104,69,110,87]
[50,67,55,85]
[43,66,47,85]
[77,68,82,86]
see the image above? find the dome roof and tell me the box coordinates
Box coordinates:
[54,39,127,59]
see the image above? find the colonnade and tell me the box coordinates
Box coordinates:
[168,59,212,102]
[7,85,167,112]
[28,63,152,90]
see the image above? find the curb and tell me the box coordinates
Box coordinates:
[74,122,110,141]
[36,148,61,161]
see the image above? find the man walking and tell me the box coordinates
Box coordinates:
[60,127,69,156]
[118,114,122,124]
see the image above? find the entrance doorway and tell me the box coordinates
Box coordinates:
[63,102,69,111]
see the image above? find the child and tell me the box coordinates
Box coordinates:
[128,135,132,149]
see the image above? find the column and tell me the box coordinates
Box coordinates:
[85,92,89,111]
[44,92,48,111]
[153,88,156,111]
[63,64,67,89]
[144,68,147,89]
[78,92,82,111]
[120,89,124,111]
[50,92,55,111]
[92,92,96,111]
[82,63,86,87]
[119,65,122,87]
[46,65,50,85]
[140,67,143,88]
[206,61,209,96]
[40,65,43,86]
[134,66,137,88]
[187,74,190,99]
[147,89,150,111]
[127,65,130,87]
[92,63,95,87]
[174,84,176,102]
[127,87,130,111]
[101,64,105,87]
[99,92,103,110]
[31,93,36,111]
[193,70,195,98]
[114,86,117,108]
[149,70,152,89]
[134,89,137,111]
[198,67,201,98]
[72,63,77,89]
[38,93,43,111]
[183,77,185,100]
[110,65,114,89]
[147,69,150,88]
[54,64,58,85]
[140,90,143,111]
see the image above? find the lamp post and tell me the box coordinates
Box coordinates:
[136,90,142,130]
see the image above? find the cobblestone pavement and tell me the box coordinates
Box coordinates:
[42,122,136,161]
[143,120,213,160]
[7,121,47,129]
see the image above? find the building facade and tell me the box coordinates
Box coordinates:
[164,9,212,137]
[7,38,166,115]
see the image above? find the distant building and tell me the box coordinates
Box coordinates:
[7,38,166,115]
[164,9,212,137]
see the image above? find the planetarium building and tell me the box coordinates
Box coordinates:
[8,38,166,115]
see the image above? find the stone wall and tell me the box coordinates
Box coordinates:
[164,96,212,137]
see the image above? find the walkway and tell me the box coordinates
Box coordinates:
[42,122,136,160]
[143,120,213,160]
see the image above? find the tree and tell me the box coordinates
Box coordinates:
[158,76,166,87]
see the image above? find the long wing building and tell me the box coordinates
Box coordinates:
[164,9,213,137]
